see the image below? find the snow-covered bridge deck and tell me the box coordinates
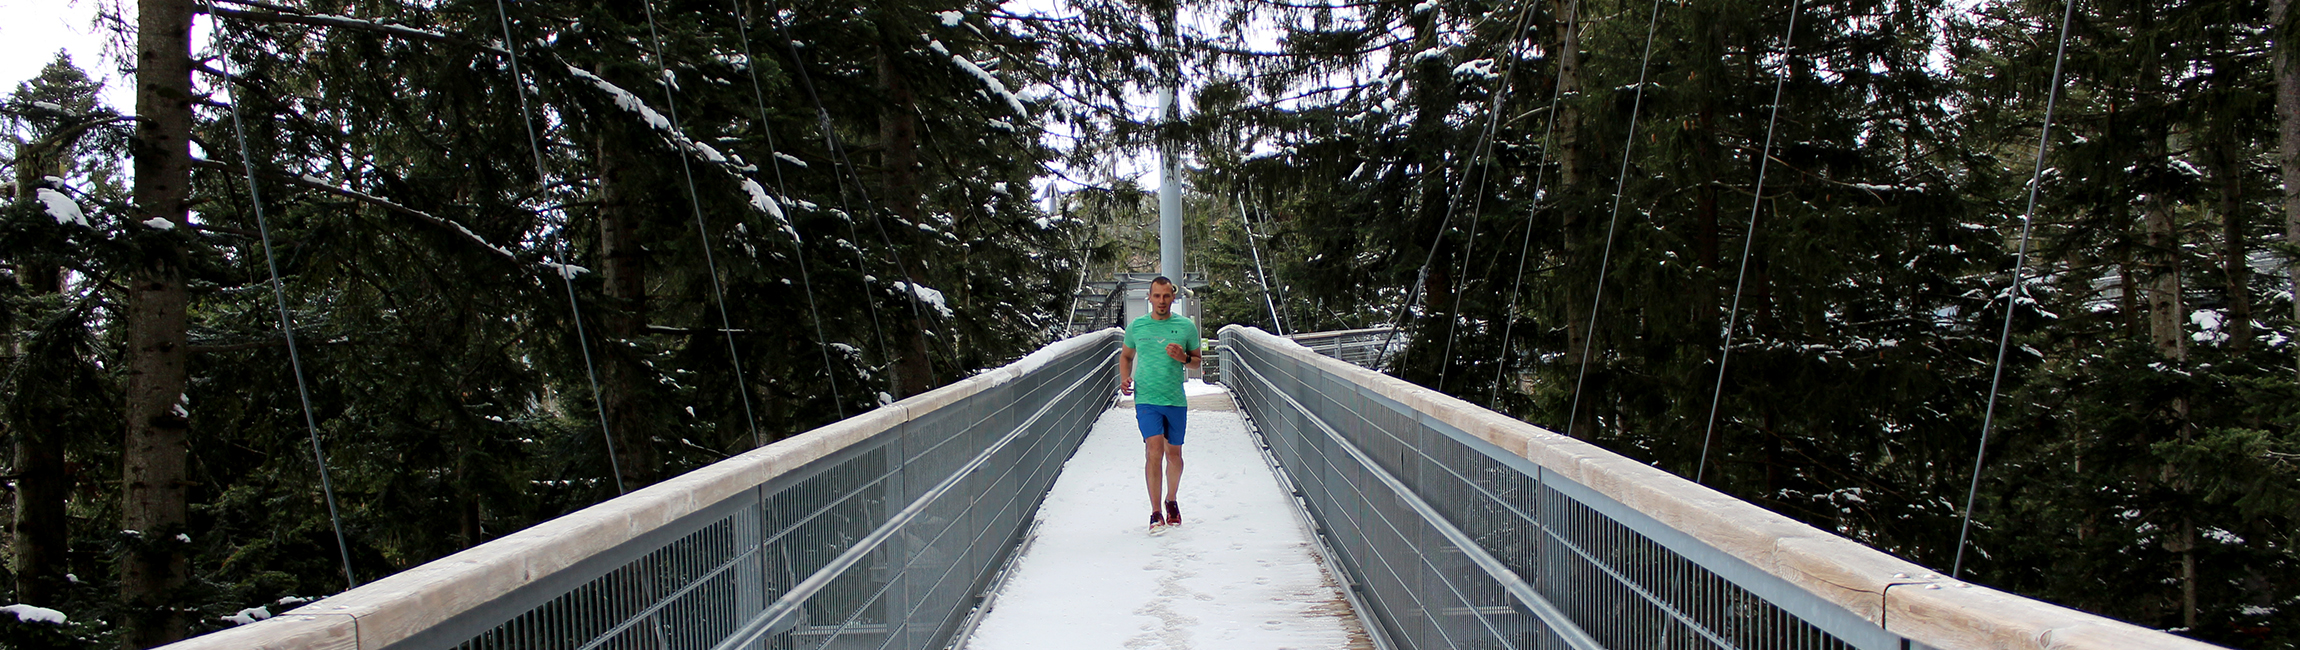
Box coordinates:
[965,381,1372,650]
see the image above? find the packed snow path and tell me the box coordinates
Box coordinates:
[965,380,1372,650]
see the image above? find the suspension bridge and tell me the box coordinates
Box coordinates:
[158,324,2215,650]
[96,0,2244,646]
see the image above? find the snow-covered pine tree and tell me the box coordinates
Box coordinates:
[1,50,125,625]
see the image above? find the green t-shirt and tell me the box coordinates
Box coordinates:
[1125,313,1202,408]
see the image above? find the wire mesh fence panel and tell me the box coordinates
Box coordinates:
[427,332,1120,650]
[1221,327,1900,650]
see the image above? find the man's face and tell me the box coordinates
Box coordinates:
[1148,282,1176,317]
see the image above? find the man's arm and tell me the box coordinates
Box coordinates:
[1119,345,1135,394]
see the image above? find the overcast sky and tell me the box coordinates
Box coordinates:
[0,0,133,111]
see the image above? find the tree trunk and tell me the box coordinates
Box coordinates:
[11,268,69,607]
[1694,116,1720,337]
[122,0,195,645]
[2212,141,2253,352]
[11,133,71,610]
[1552,0,1584,191]
[2181,516,2199,631]
[2119,261,2140,337]
[2275,0,2300,378]
[1423,243,1456,384]
[2145,197,2186,363]
[1551,0,1596,439]
[11,395,69,610]
[880,39,932,399]
[2145,158,2196,630]
[596,128,655,491]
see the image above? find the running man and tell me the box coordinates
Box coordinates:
[1120,277,1201,531]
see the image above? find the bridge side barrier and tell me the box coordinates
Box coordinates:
[168,329,1122,650]
[1218,325,2220,650]
[1282,326,1400,369]
[1204,326,1396,385]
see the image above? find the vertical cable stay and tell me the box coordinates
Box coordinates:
[1377,2,1542,382]
[1436,2,1545,390]
[639,0,769,449]
[208,8,358,590]
[1696,0,1801,486]
[1247,180,1298,333]
[491,0,628,496]
[727,0,846,419]
[1955,0,2079,579]
[1492,0,1586,409]
[1565,0,1670,440]
[1237,193,1285,335]
[762,0,945,396]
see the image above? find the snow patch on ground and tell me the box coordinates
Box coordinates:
[1183,378,1226,397]
[967,399,1361,649]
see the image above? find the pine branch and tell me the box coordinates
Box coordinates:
[202,1,506,55]
[645,325,756,336]
[188,158,526,266]
[185,335,349,354]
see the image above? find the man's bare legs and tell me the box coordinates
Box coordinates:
[1144,435,1183,513]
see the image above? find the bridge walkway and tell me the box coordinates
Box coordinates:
[964,380,1372,650]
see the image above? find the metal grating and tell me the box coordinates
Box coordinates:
[1221,329,1899,650]
[431,334,1119,650]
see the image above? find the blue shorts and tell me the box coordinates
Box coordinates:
[1136,404,1187,445]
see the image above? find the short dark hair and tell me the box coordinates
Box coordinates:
[1150,276,1175,288]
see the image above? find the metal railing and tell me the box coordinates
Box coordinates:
[171,330,1122,650]
[1286,326,1399,369]
[1206,326,1396,385]
[1218,325,2221,650]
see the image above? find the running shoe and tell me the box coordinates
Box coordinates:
[1165,500,1181,527]
[1149,510,1166,531]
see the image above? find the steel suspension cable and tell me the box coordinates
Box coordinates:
[209,11,357,589]
[1436,2,1545,390]
[763,0,946,394]
[1490,0,1586,408]
[1375,5,1543,379]
[1237,193,1285,334]
[727,0,846,418]
[1955,0,2079,579]
[639,0,767,448]
[1695,0,1801,486]
[491,0,628,495]
[1246,180,1298,332]
[1564,0,1670,440]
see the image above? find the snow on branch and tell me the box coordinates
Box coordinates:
[565,66,799,240]
[36,188,88,227]
[190,159,535,267]
[205,2,504,54]
[894,281,954,318]
[925,38,1030,118]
